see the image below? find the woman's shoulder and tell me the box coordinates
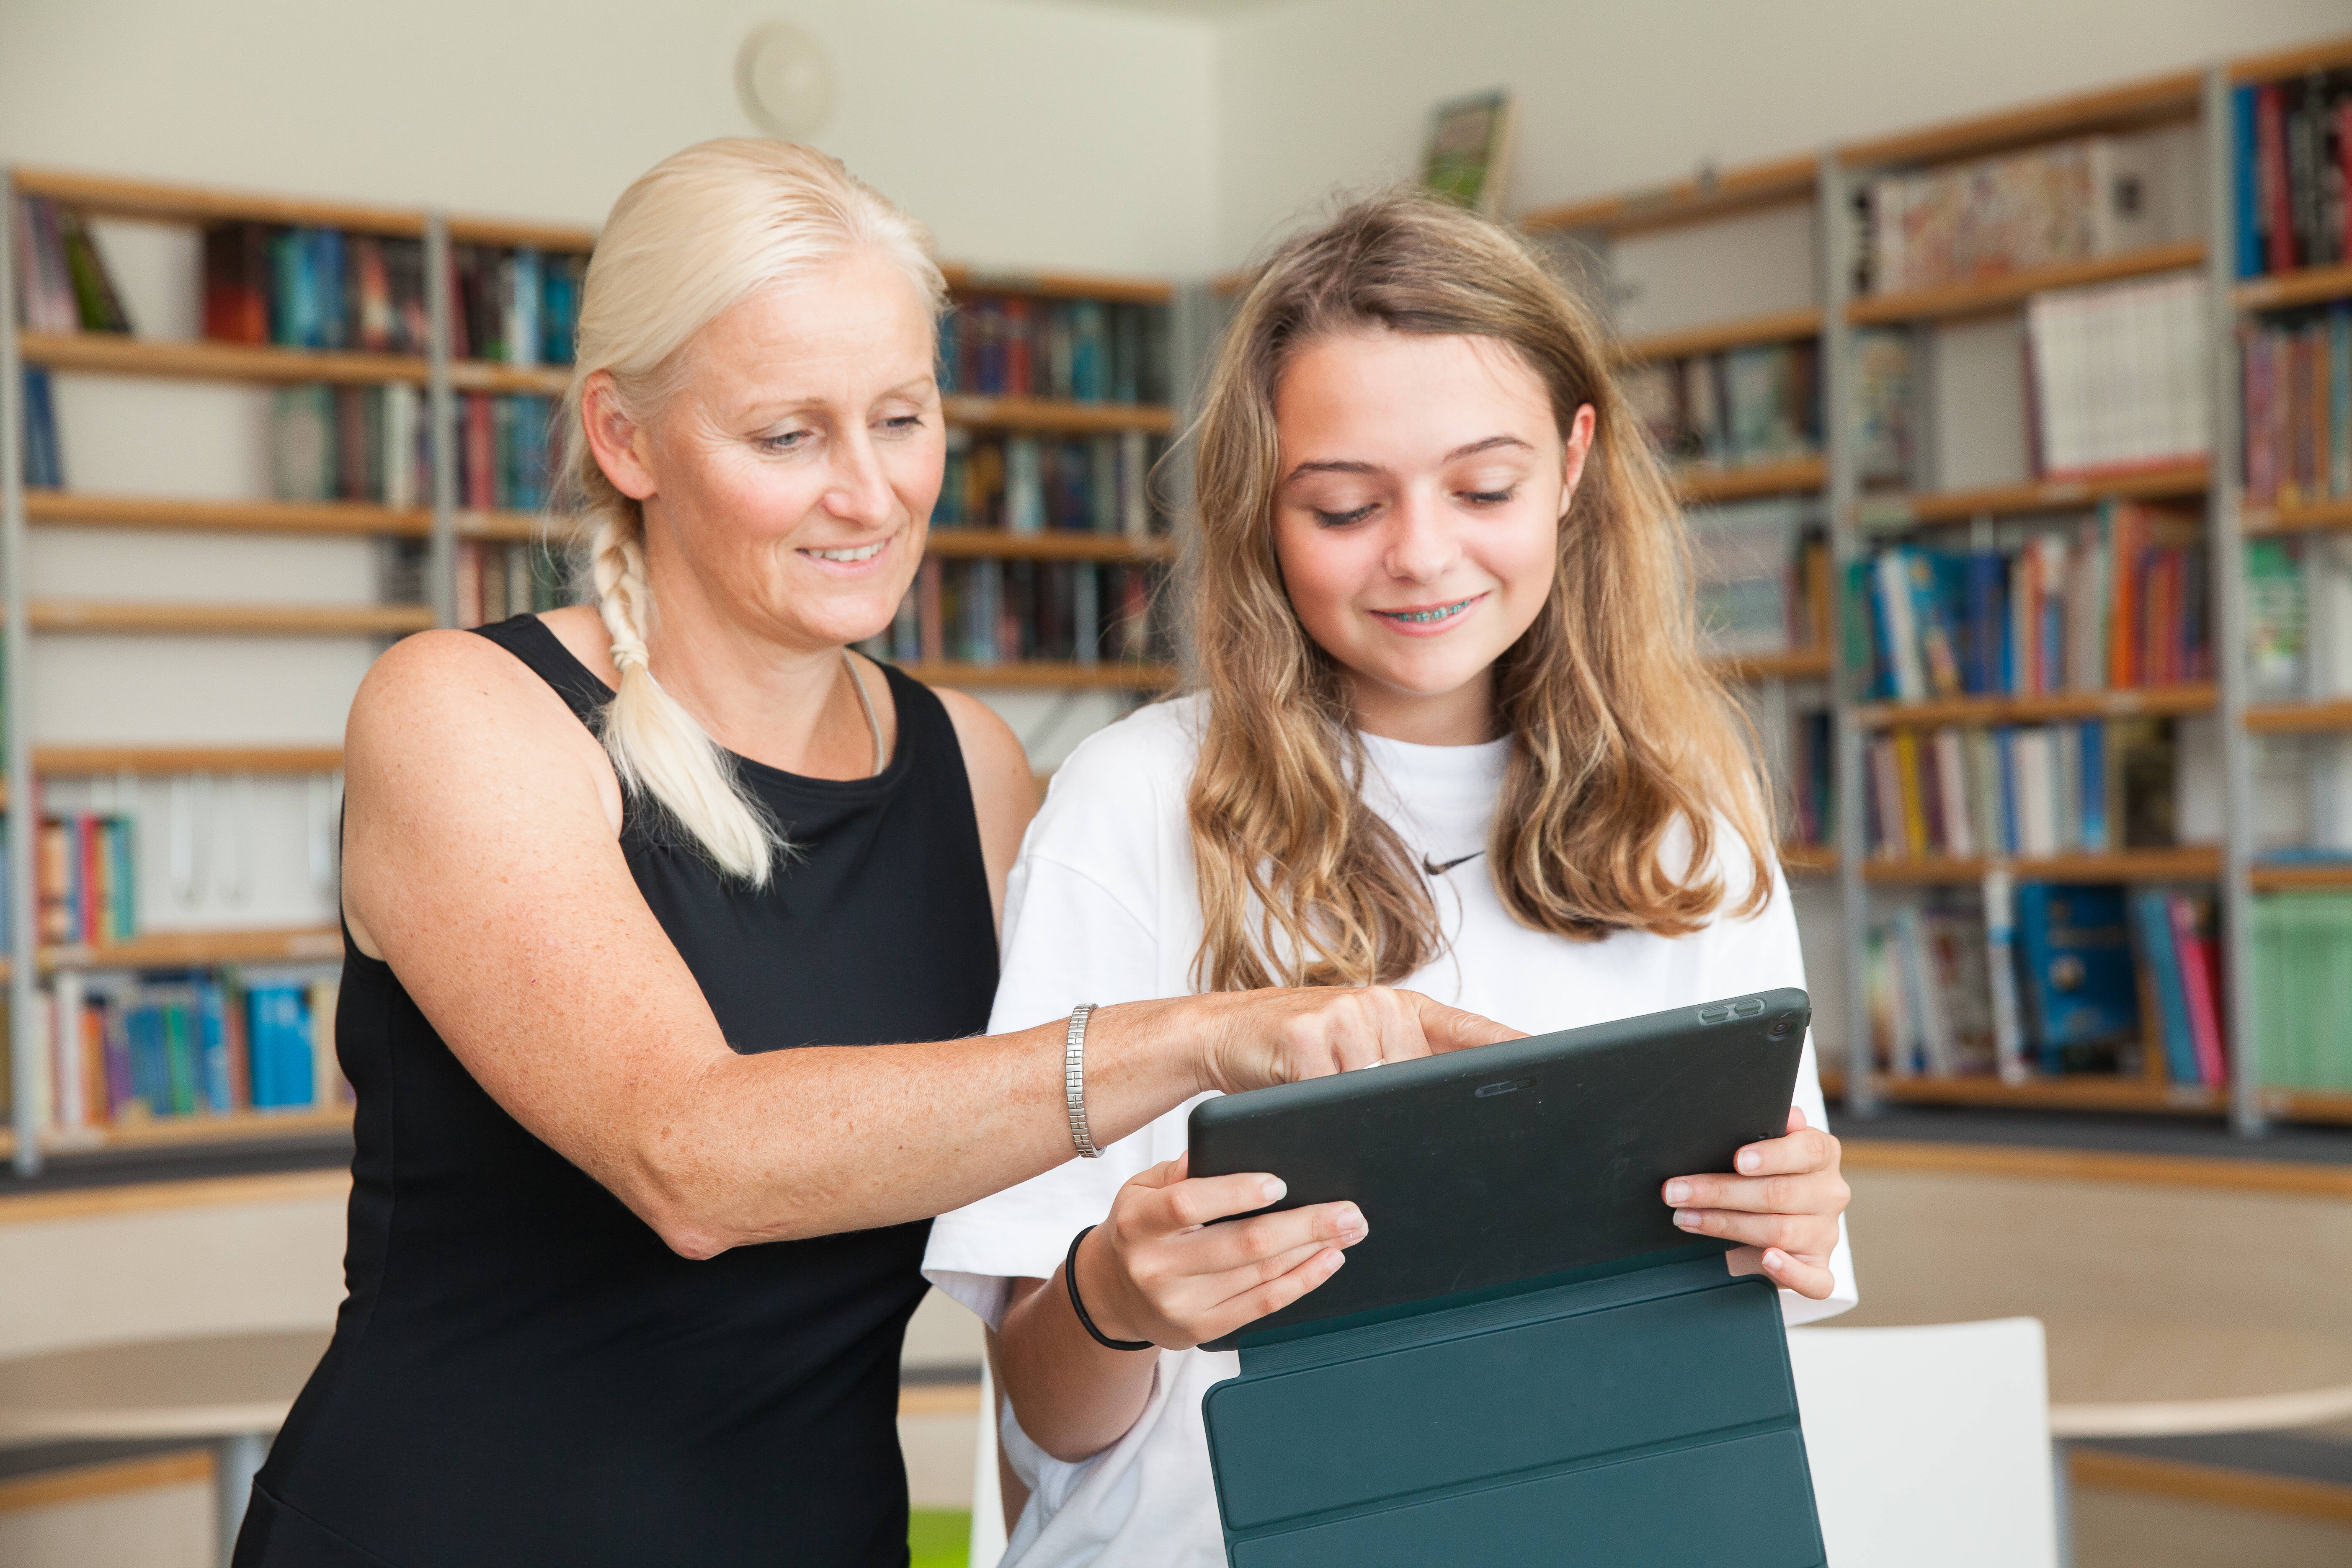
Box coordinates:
[1040,693,1206,808]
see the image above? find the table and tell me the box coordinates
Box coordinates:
[2042,1317,2352,1567]
[0,1328,331,1566]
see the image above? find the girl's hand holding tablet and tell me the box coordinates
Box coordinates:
[1664,1108,1849,1300]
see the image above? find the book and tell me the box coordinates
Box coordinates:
[2014,883,2139,1073]
[2240,303,2352,511]
[2131,886,2200,1084]
[2252,892,2352,1090]
[13,196,132,333]
[932,431,1166,536]
[940,295,1170,405]
[1422,89,1517,216]
[2025,271,2210,480]
[866,560,1168,667]
[2234,69,2352,276]
[22,366,64,489]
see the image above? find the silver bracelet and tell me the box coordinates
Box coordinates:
[1065,1002,1102,1158]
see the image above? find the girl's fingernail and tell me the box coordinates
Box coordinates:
[1738,1150,1761,1173]
[1261,1178,1287,1204]
[1674,1209,1701,1229]
[1334,1204,1365,1237]
[1325,1250,1347,1271]
[1663,1181,1692,1204]
[1764,1249,1785,1270]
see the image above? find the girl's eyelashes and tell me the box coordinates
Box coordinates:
[1462,487,1517,506]
[1311,503,1377,528]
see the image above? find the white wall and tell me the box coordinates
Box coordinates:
[1210,0,2349,265]
[0,0,1218,276]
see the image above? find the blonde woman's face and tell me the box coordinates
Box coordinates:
[1271,328,1593,745]
[632,258,944,653]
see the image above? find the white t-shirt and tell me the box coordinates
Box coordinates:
[923,695,1857,1568]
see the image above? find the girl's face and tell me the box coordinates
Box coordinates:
[590,256,944,656]
[1270,328,1595,745]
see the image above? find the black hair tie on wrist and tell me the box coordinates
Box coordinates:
[1065,1224,1153,1351]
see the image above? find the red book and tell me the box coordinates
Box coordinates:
[917,555,944,664]
[201,223,271,343]
[1004,298,1033,398]
[464,394,495,511]
[2257,83,2295,273]
[2170,894,2226,1088]
[79,812,103,945]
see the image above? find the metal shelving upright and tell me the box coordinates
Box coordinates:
[1,175,38,1176]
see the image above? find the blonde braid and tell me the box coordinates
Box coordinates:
[587,505,783,885]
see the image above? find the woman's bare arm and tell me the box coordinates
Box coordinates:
[341,631,1507,1259]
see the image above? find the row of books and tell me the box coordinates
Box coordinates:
[1687,498,1831,655]
[938,431,1162,537]
[269,387,557,512]
[2244,536,2351,699]
[1870,880,2225,1084]
[937,296,1170,405]
[21,366,63,488]
[446,245,586,368]
[2232,71,2351,277]
[455,541,571,631]
[204,223,431,356]
[2252,892,2352,1090]
[37,968,345,1130]
[2241,304,2351,509]
[1863,719,2174,862]
[271,384,428,508]
[1618,342,1821,472]
[870,559,1168,668]
[13,197,132,334]
[37,814,136,947]
[1850,505,2210,703]
[1855,131,2189,297]
[2024,271,2211,479]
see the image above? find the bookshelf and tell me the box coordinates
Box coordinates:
[0,167,1189,1176]
[1534,33,2352,1137]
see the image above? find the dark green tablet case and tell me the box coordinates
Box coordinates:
[1192,993,1826,1567]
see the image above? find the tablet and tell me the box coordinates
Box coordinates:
[1186,988,1808,1347]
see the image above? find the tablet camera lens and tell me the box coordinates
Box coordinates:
[1769,1018,1793,1037]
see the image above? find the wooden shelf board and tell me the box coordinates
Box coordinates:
[1611,307,1823,366]
[938,263,1171,305]
[1837,71,2202,172]
[1519,154,1818,238]
[448,359,570,395]
[1862,846,2223,884]
[1840,1137,2352,1197]
[26,1105,355,1159]
[444,216,596,254]
[28,600,435,637]
[2247,700,2352,735]
[939,395,1175,435]
[1863,463,2210,527]
[901,660,1177,691]
[1856,683,2216,728]
[36,746,343,775]
[2235,262,2352,313]
[26,492,432,538]
[10,167,426,237]
[2251,863,2352,892]
[41,926,345,972]
[1709,648,1833,681]
[2244,497,2352,536]
[1847,242,2206,326]
[1675,456,1827,505]
[1824,1069,2224,1115]
[23,333,430,387]
[2231,35,2352,86]
[924,529,1177,562]
[1780,843,1840,876]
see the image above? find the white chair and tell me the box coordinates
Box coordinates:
[967,1359,1009,1568]
[1788,1318,2059,1568]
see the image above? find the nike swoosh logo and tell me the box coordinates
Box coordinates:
[1422,851,1483,877]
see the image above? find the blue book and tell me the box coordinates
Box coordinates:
[2233,85,2262,278]
[2078,720,2107,851]
[126,1003,168,1114]
[2131,889,2200,1085]
[1995,727,2019,855]
[313,228,347,350]
[196,978,234,1114]
[248,983,314,1109]
[22,367,64,488]
[2015,883,2140,1071]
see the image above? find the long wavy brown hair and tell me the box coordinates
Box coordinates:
[1186,191,1773,992]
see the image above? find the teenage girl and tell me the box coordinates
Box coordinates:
[923,191,1856,1566]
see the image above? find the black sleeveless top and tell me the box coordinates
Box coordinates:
[238,616,999,1568]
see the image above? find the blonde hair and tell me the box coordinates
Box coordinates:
[557,139,946,886]
[1186,190,1772,991]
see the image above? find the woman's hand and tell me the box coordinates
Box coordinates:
[1074,1153,1367,1349]
[1168,985,1521,1097]
[1661,1107,1848,1299]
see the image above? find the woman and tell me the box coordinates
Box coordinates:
[235,144,1510,1568]
[923,192,1855,1565]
